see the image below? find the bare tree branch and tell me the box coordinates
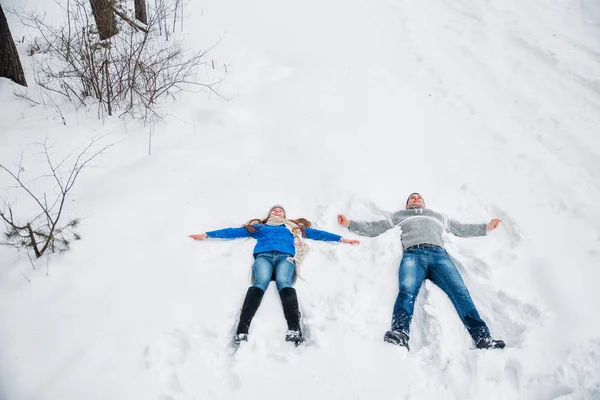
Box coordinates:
[112,5,148,33]
[0,138,112,258]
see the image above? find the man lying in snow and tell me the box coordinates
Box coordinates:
[337,193,505,350]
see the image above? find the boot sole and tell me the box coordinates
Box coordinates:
[384,337,409,350]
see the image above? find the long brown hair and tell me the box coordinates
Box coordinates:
[244,215,312,237]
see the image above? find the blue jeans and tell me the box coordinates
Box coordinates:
[392,247,490,342]
[252,251,296,291]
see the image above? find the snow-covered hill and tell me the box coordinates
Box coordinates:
[1,0,600,399]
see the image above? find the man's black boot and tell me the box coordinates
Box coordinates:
[476,337,506,349]
[384,330,410,350]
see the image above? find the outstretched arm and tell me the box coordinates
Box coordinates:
[447,218,501,237]
[338,214,394,237]
[304,227,360,245]
[189,227,252,240]
[304,228,342,242]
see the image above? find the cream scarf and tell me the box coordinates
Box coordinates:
[265,216,309,267]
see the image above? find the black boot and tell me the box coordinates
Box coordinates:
[476,337,506,349]
[279,287,304,346]
[384,330,410,350]
[236,286,265,340]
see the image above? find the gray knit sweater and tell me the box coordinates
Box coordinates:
[348,207,487,249]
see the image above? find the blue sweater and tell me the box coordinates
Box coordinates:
[206,224,342,255]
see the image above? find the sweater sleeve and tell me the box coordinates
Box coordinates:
[447,219,487,237]
[305,228,342,242]
[348,219,394,237]
[206,227,252,239]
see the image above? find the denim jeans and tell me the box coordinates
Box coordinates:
[252,251,296,291]
[391,247,490,342]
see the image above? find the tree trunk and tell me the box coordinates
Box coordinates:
[134,0,147,25]
[0,4,27,86]
[89,0,118,40]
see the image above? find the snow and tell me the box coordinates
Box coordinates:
[1,0,600,399]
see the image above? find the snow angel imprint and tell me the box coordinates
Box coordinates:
[190,205,359,346]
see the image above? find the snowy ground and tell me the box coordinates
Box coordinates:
[1,0,600,399]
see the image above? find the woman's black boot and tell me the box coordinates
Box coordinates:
[279,287,304,346]
[235,286,265,342]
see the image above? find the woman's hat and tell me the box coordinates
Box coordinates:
[268,204,286,217]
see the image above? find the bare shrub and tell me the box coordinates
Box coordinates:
[13,0,225,124]
[0,138,112,258]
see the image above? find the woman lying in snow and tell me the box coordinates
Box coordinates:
[190,205,359,346]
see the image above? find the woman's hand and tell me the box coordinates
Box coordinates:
[340,237,360,245]
[189,233,208,240]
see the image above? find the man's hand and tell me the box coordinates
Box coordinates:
[340,238,360,245]
[486,219,501,231]
[337,214,351,228]
[189,233,208,240]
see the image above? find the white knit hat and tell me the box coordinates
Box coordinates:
[268,204,286,217]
